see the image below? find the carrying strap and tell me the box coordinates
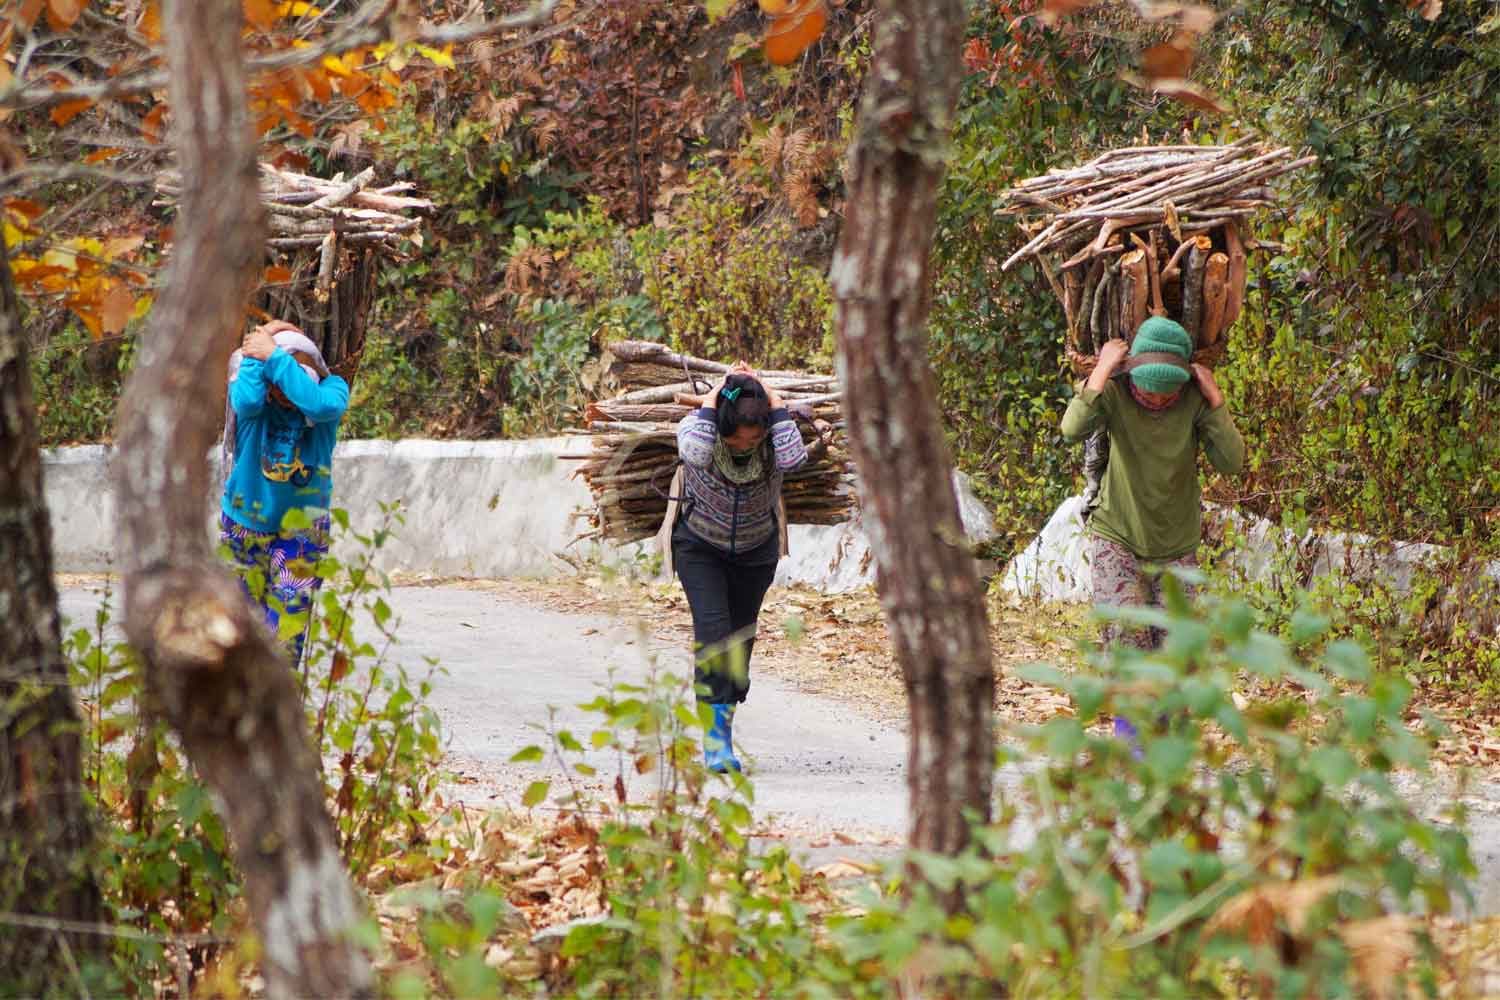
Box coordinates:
[1116,351,1192,375]
[657,465,688,578]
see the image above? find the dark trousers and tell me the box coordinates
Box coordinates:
[672,530,778,705]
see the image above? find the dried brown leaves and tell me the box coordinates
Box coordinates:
[1041,0,1229,114]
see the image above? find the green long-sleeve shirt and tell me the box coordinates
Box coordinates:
[1060,379,1245,560]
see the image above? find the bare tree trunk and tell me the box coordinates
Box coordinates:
[0,235,102,992]
[830,0,994,857]
[112,1,371,995]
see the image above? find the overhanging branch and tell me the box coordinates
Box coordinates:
[0,0,560,112]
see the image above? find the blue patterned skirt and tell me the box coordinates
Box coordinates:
[218,512,331,665]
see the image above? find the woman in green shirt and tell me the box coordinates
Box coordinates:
[1060,316,1245,652]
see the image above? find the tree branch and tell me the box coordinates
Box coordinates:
[0,0,561,112]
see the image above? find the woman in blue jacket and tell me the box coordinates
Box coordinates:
[219,319,349,666]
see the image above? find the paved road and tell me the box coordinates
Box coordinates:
[57,582,911,854]
[373,585,910,846]
[56,581,1500,911]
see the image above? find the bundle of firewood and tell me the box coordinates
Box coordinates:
[564,341,856,544]
[158,164,434,380]
[158,164,432,250]
[999,139,1315,373]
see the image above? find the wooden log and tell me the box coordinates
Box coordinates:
[1105,260,1122,343]
[588,402,692,423]
[1057,243,1127,272]
[1160,237,1195,283]
[349,191,435,213]
[1181,235,1212,343]
[1200,252,1230,345]
[1144,231,1165,317]
[1064,266,1085,352]
[315,232,337,304]
[1078,258,1105,352]
[578,342,856,539]
[1090,262,1115,351]
[1223,219,1248,332]
[1010,142,1255,205]
[606,340,730,373]
[609,361,702,389]
[1060,147,1293,220]
[266,232,409,249]
[1118,250,1147,339]
[1002,217,1066,270]
[1061,218,1122,269]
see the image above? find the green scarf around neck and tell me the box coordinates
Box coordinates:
[711,439,766,484]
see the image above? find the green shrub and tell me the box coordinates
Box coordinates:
[29,324,132,445]
[1204,513,1500,696]
[634,168,834,370]
[516,666,843,999]
[395,588,1473,998]
[64,505,449,991]
[372,85,579,234]
[841,581,1473,997]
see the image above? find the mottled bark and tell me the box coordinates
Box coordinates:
[830,0,995,857]
[112,1,371,995]
[0,228,103,992]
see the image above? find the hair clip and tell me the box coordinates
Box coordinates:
[721,386,742,402]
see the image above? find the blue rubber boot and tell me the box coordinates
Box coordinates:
[703,703,742,774]
[1113,716,1144,760]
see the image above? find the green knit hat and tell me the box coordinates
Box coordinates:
[1128,316,1193,394]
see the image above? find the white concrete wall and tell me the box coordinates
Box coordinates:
[43,438,628,578]
[43,444,118,572]
[999,495,1500,604]
[776,469,997,592]
[41,439,996,593]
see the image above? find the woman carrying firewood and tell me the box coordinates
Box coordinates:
[663,363,809,773]
[219,319,350,668]
[1060,317,1245,658]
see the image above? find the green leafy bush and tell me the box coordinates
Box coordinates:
[841,581,1474,997]
[64,586,239,991]
[1204,512,1500,695]
[64,505,449,992]
[388,589,1474,998]
[29,324,132,445]
[514,666,841,999]
[634,168,834,371]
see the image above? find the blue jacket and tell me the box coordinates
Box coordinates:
[221,348,349,534]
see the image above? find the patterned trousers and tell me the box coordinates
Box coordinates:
[1088,535,1198,651]
[219,512,330,668]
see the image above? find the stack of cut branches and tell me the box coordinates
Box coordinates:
[158,164,432,250]
[564,341,856,544]
[999,139,1314,373]
[158,164,433,381]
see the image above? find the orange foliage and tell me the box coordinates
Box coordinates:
[764,0,827,66]
[3,0,429,337]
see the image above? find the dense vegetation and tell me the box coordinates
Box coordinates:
[63,544,1476,995]
[10,4,1499,992]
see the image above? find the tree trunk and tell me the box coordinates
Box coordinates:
[112,1,372,995]
[0,233,103,991]
[830,0,995,858]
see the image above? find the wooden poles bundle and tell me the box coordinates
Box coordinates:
[157,165,434,380]
[999,141,1313,373]
[564,341,857,544]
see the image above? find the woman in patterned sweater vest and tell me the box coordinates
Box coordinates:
[668,364,809,773]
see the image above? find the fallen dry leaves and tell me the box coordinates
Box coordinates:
[368,802,879,988]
